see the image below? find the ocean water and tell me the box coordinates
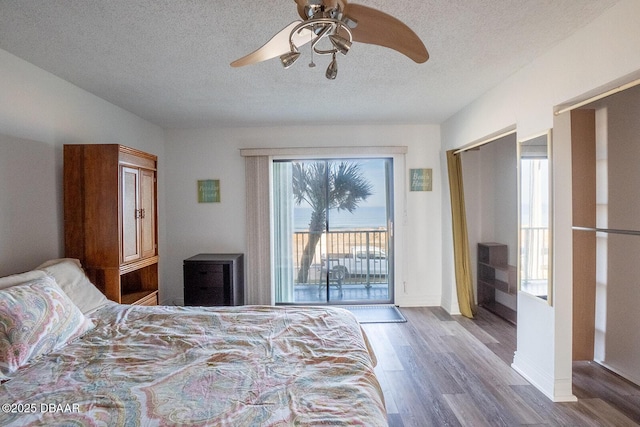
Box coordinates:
[294,206,387,231]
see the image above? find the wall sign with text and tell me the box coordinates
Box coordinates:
[198,179,220,203]
[409,168,432,191]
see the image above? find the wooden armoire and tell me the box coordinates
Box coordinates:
[64,144,159,306]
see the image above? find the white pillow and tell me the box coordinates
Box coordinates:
[0,269,47,290]
[0,276,94,378]
[37,258,109,314]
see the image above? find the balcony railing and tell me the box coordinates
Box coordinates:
[293,229,389,287]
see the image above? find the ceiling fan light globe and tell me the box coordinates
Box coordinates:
[329,34,351,55]
[280,51,301,69]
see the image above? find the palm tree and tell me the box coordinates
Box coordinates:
[293,161,372,283]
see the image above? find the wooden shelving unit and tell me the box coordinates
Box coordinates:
[477,243,517,324]
[64,144,159,306]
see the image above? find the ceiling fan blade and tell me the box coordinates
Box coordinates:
[324,0,339,9]
[294,0,307,19]
[230,21,314,67]
[343,3,429,63]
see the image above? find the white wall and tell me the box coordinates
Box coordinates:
[440,0,640,401]
[463,135,518,258]
[0,49,166,280]
[486,139,518,262]
[163,125,441,307]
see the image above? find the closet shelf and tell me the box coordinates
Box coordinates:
[477,243,517,324]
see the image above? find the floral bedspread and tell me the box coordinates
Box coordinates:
[0,304,386,426]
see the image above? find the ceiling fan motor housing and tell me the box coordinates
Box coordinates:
[301,0,346,19]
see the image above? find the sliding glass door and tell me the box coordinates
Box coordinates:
[274,158,393,305]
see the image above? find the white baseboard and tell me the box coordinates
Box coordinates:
[512,351,577,402]
[395,294,441,307]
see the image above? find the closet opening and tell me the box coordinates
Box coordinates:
[453,129,519,324]
[563,83,640,387]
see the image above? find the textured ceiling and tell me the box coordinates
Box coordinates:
[0,0,619,128]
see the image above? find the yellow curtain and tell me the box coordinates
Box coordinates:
[446,150,476,318]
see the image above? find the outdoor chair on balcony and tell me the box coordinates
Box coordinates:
[319,265,346,299]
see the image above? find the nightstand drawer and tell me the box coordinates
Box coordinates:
[184,266,224,288]
[185,286,226,306]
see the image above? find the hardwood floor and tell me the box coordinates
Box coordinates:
[361,307,640,426]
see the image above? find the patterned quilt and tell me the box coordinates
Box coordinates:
[0,304,386,426]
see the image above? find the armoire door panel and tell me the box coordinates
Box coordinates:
[121,166,141,262]
[140,168,156,258]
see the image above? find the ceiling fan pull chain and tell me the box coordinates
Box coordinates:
[309,31,316,67]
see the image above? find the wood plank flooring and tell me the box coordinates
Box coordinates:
[361,307,640,426]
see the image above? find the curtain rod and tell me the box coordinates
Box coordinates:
[240,146,408,157]
[555,77,640,115]
[453,128,516,155]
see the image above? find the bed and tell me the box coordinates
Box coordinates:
[0,259,387,426]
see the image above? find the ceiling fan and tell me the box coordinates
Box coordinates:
[230,0,429,80]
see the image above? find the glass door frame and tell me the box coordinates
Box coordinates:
[271,154,397,306]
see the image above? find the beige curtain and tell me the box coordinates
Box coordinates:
[446,150,476,318]
[244,155,272,305]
